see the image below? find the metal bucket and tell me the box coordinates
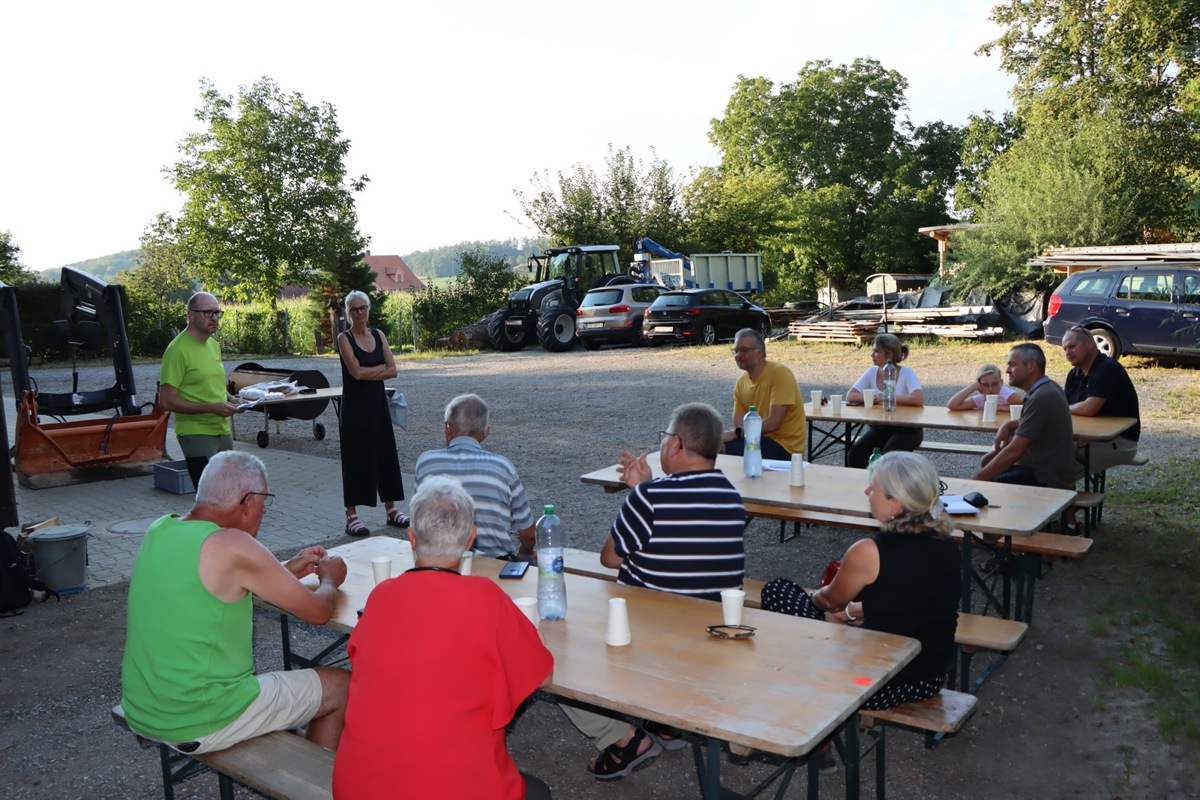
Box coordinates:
[27,524,89,594]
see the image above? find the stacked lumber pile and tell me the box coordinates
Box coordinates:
[787,319,881,344]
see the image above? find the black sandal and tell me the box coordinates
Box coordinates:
[345,514,369,537]
[386,509,410,529]
[587,727,662,780]
[644,720,687,751]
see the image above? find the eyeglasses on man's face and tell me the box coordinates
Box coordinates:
[241,491,275,508]
[349,305,369,315]
[658,430,679,443]
[731,346,760,355]
[191,309,223,319]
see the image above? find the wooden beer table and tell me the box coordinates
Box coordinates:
[256,537,920,800]
[803,401,1136,488]
[580,453,1077,620]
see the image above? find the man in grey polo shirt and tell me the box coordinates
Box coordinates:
[414,394,535,559]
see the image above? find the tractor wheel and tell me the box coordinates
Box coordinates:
[598,274,635,287]
[488,307,532,351]
[536,304,578,351]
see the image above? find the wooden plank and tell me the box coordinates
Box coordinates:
[860,689,978,734]
[197,732,334,800]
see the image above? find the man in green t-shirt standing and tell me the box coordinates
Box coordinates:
[159,292,242,489]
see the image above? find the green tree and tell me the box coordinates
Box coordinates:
[950,118,1140,297]
[515,145,685,258]
[306,252,383,344]
[170,77,370,319]
[411,248,526,348]
[0,230,37,285]
[979,0,1200,235]
[125,213,192,329]
[708,59,961,293]
[954,111,1025,218]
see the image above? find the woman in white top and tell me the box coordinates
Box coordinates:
[946,364,1025,411]
[846,334,925,468]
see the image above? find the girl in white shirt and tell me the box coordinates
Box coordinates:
[845,334,925,468]
[946,364,1025,410]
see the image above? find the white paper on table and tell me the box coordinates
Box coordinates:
[940,495,980,515]
[764,459,807,472]
[236,399,262,411]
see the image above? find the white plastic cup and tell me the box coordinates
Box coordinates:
[829,394,843,415]
[1010,404,1023,421]
[982,395,998,423]
[459,551,473,576]
[790,454,806,487]
[605,597,632,646]
[514,596,539,626]
[811,390,823,411]
[721,589,746,627]
[862,389,875,408]
[370,556,391,586]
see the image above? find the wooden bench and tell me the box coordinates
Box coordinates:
[837,689,978,797]
[563,549,1028,691]
[743,501,876,543]
[916,441,993,457]
[112,707,333,800]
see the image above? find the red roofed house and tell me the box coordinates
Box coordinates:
[362,254,425,292]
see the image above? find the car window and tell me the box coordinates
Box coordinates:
[582,289,623,307]
[651,294,691,308]
[701,292,724,307]
[631,287,662,303]
[1070,275,1114,297]
[1182,274,1200,306]
[1118,273,1173,303]
[725,291,746,305]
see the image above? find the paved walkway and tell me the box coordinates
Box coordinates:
[9,418,413,589]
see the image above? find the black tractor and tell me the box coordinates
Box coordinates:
[488,245,630,352]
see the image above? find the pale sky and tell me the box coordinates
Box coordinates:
[1,1,1012,272]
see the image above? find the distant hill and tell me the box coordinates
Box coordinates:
[38,250,139,283]
[401,237,548,280]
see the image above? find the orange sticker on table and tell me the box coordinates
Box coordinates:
[852,677,872,686]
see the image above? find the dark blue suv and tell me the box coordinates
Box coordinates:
[1044,265,1200,359]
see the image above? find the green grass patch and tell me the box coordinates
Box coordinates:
[1097,455,1200,745]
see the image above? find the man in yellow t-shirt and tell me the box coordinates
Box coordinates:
[159,292,242,489]
[722,328,806,460]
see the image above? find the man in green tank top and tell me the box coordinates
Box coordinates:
[120,452,350,753]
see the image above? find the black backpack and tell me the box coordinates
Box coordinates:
[1,531,59,614]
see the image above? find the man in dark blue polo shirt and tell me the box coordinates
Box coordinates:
[1061,327,1141,477]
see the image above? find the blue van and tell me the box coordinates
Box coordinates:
[1044,265,1200,360]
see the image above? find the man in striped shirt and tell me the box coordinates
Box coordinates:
[413,394,535,559]
[602,402,746,600]
[564,402,745,781]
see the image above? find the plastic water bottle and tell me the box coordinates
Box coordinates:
[868,447,883,467]
[536,505,567,620]
[743,406,763,478]
[882,359,898,412]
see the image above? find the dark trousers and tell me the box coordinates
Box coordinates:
[522,772,553,800]
[725,435,793,461]
[991,464,1046,487]
[848,425,924,468]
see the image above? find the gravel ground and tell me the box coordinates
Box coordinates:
[2,338,1198,799]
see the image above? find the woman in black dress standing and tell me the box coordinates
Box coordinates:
[337,291,408,536]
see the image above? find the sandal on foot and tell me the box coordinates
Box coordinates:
[386,509,410,529]
[587,727,662,780]
[345,514,369,537]
[644,720,687,751]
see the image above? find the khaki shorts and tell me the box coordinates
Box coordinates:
[184,670,323,754]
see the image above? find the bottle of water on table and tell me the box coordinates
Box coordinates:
[882,359,898,412]
[536,505,567,620]
[743,406,763,478]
